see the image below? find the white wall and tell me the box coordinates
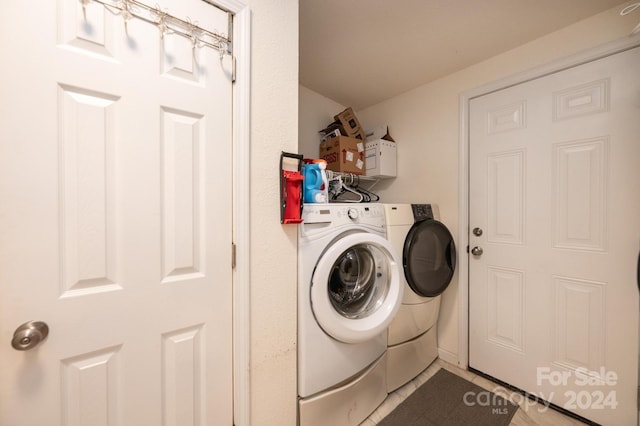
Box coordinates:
[245,0,298,425]
[355,4,638,365]
[298,86,346,159]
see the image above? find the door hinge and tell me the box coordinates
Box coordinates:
[231,242,237,269]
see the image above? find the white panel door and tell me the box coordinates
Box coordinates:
[469,47,640,425]
[0,1,233,425]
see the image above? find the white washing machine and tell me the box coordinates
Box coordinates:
[383,204,456,392]
[298,203,403,426]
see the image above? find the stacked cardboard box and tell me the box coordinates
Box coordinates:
[363,125,397,178]
[318,107,367,142]
[319,136,366,175]
[365,139,396,178]
[318,108,368,175]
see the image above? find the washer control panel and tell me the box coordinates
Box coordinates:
[302,203,385,226]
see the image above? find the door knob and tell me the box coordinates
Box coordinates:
[473,227,483,237]
[471,246,484,256]
[11,321,49,351]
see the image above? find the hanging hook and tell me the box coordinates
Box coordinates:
[80,0,91,20]
[620,2,640,35]
[213,30,226,60]
[185,17,198,50]
[155,5,170,39]
[121,0,133,34]
[621,2,640,15]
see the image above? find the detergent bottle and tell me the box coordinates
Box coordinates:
[303,159,329,203]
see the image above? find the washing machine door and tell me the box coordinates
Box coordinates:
[403,219,456,297]
[311,232,403,343]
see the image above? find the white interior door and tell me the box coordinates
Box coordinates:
[469,47,640,425]
[0,0,233,424]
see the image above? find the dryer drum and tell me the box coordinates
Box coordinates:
[403,219,456,297]
[329,244,390,319]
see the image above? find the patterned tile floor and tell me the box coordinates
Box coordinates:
[361,359,590,426]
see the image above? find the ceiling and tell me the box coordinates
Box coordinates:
[299,0,629,110]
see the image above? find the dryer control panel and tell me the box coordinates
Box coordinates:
[411,204,434,222]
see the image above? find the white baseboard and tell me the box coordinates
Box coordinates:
[437,347,460,367]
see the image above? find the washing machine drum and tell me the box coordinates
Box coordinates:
[311,232,402,344]
[403,219,456,297]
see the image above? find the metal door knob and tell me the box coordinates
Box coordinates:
[471,246,484,256]
[11,321,49,351]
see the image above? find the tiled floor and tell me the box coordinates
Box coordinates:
[361,359,590,426]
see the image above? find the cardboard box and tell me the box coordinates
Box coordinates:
[365,139,396,178]
[333,107,367,141]
[365,125,388,141]
[319,136,366,175]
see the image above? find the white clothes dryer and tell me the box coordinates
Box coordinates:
[298,203,403,426]
[383,204,456,392]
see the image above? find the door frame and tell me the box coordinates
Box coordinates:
[210,0,251,424]
[457,34,640,369]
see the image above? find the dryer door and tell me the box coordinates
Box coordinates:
[311,232,402,343]
[403,219,456,297]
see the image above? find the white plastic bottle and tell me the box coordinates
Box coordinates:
[318,160,329,203]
